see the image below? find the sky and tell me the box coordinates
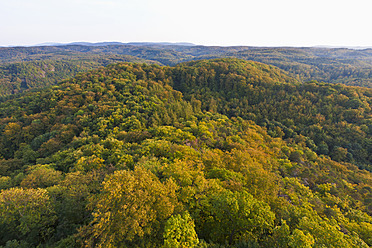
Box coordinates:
[1,0,371,47]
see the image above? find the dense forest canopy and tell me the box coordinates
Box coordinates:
[1,44,372,97]
[170,59,372,170]
[0,54,158,96]
[0,58,371,247]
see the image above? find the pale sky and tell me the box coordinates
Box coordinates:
[1,0,371,47]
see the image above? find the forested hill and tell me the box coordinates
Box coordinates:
[1,44,372,97]
[0,54,158,97]
[0,59,371,248]
[171,59,372,170]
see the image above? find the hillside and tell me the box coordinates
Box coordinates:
[0,45,186,65]
[171,59,372,170]
[0,54,157,97]
[0,59,371,247]
[230,47,372,88]
[1,45,372,97]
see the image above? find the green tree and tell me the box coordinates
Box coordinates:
[163,211,199,248]
[288,229,314,248]
[198,190,275,245]
[0,187,57,245]
[20,164,62,188]
[271,221,291,247]
[298,216,354,248]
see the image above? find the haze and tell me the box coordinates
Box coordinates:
[1,0,371,47]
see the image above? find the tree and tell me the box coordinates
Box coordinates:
[298,216,354,248]
[198,190,275,245]
[271,221,291,247]
[81,167,179,247]
[20,164,62,188]
[0,187,57,245]
[330,147,348,162]
[288,229,314,248]
[163,211,199,248]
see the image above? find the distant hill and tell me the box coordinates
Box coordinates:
[126,42,196,46]
[34,41,197,47]
[315,45,372,50]
[0,54,159,96]
[1,43,372,97]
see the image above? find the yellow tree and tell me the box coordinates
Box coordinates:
[82,167,179,248]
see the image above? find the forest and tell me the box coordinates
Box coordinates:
[0,54,157,97]
[1,44,372,97]
[0,58,371,247]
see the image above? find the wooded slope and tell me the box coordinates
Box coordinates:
[0,59,371,248]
